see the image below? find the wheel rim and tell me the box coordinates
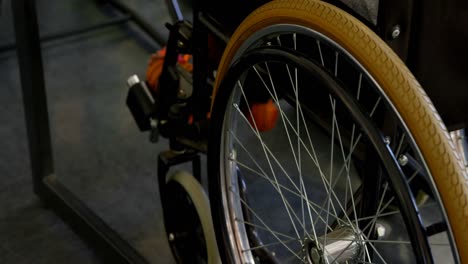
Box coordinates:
[213,26,458,264]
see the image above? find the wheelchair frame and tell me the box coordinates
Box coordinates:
[11,0,467,263]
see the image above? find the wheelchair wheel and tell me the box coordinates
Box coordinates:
[208,0,468,263]
[163,171,220,264]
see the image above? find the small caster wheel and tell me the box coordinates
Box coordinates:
[161,171,220,264]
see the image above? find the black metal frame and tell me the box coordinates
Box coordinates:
[11,0,166,263]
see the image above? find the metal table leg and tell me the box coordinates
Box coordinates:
[12,0,150,263]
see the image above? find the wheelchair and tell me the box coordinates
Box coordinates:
[125,0,468,263]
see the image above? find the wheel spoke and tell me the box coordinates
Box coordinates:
[291,35,308,239]
[330,94,360,229]
[334,51,339,77]
[324,96,337,254]
[361,233,389,264]
[254,63,324,237]
[233,189,303,260]
[252,64,346,227]
[395,134,406,156]
[230,153,337,230]
[230,158,314,241]
[365,180,389,239]
[274,44,323,241]
[230,131,325,214]
[357,73,363,100]
[252,65,352,222]
[325,237,450,246]
[345,73,363,213]
[252,66,320,167]
[314,96,382,226]
[235,218,298,241]
[261,62,303,180]
[361,168,421,237]
[370,97,382,116]
[329,94,382,188]
[364,244,372,263]
[241,238,298,252]
[234,102,323,207]
[316,40,325,67]
[354,210,401,222]
[234,81,304,239]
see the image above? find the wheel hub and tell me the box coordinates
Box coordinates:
[306,226,363,264]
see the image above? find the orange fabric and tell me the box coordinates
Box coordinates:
[145,47,193,90]
[178,54,193,72]
[188,114,194,125]
[245,99,279,132]
[146,48,166,89]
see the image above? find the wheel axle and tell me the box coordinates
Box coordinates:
[306,226,363,264]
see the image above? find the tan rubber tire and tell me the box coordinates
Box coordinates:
[212,0,468,262]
